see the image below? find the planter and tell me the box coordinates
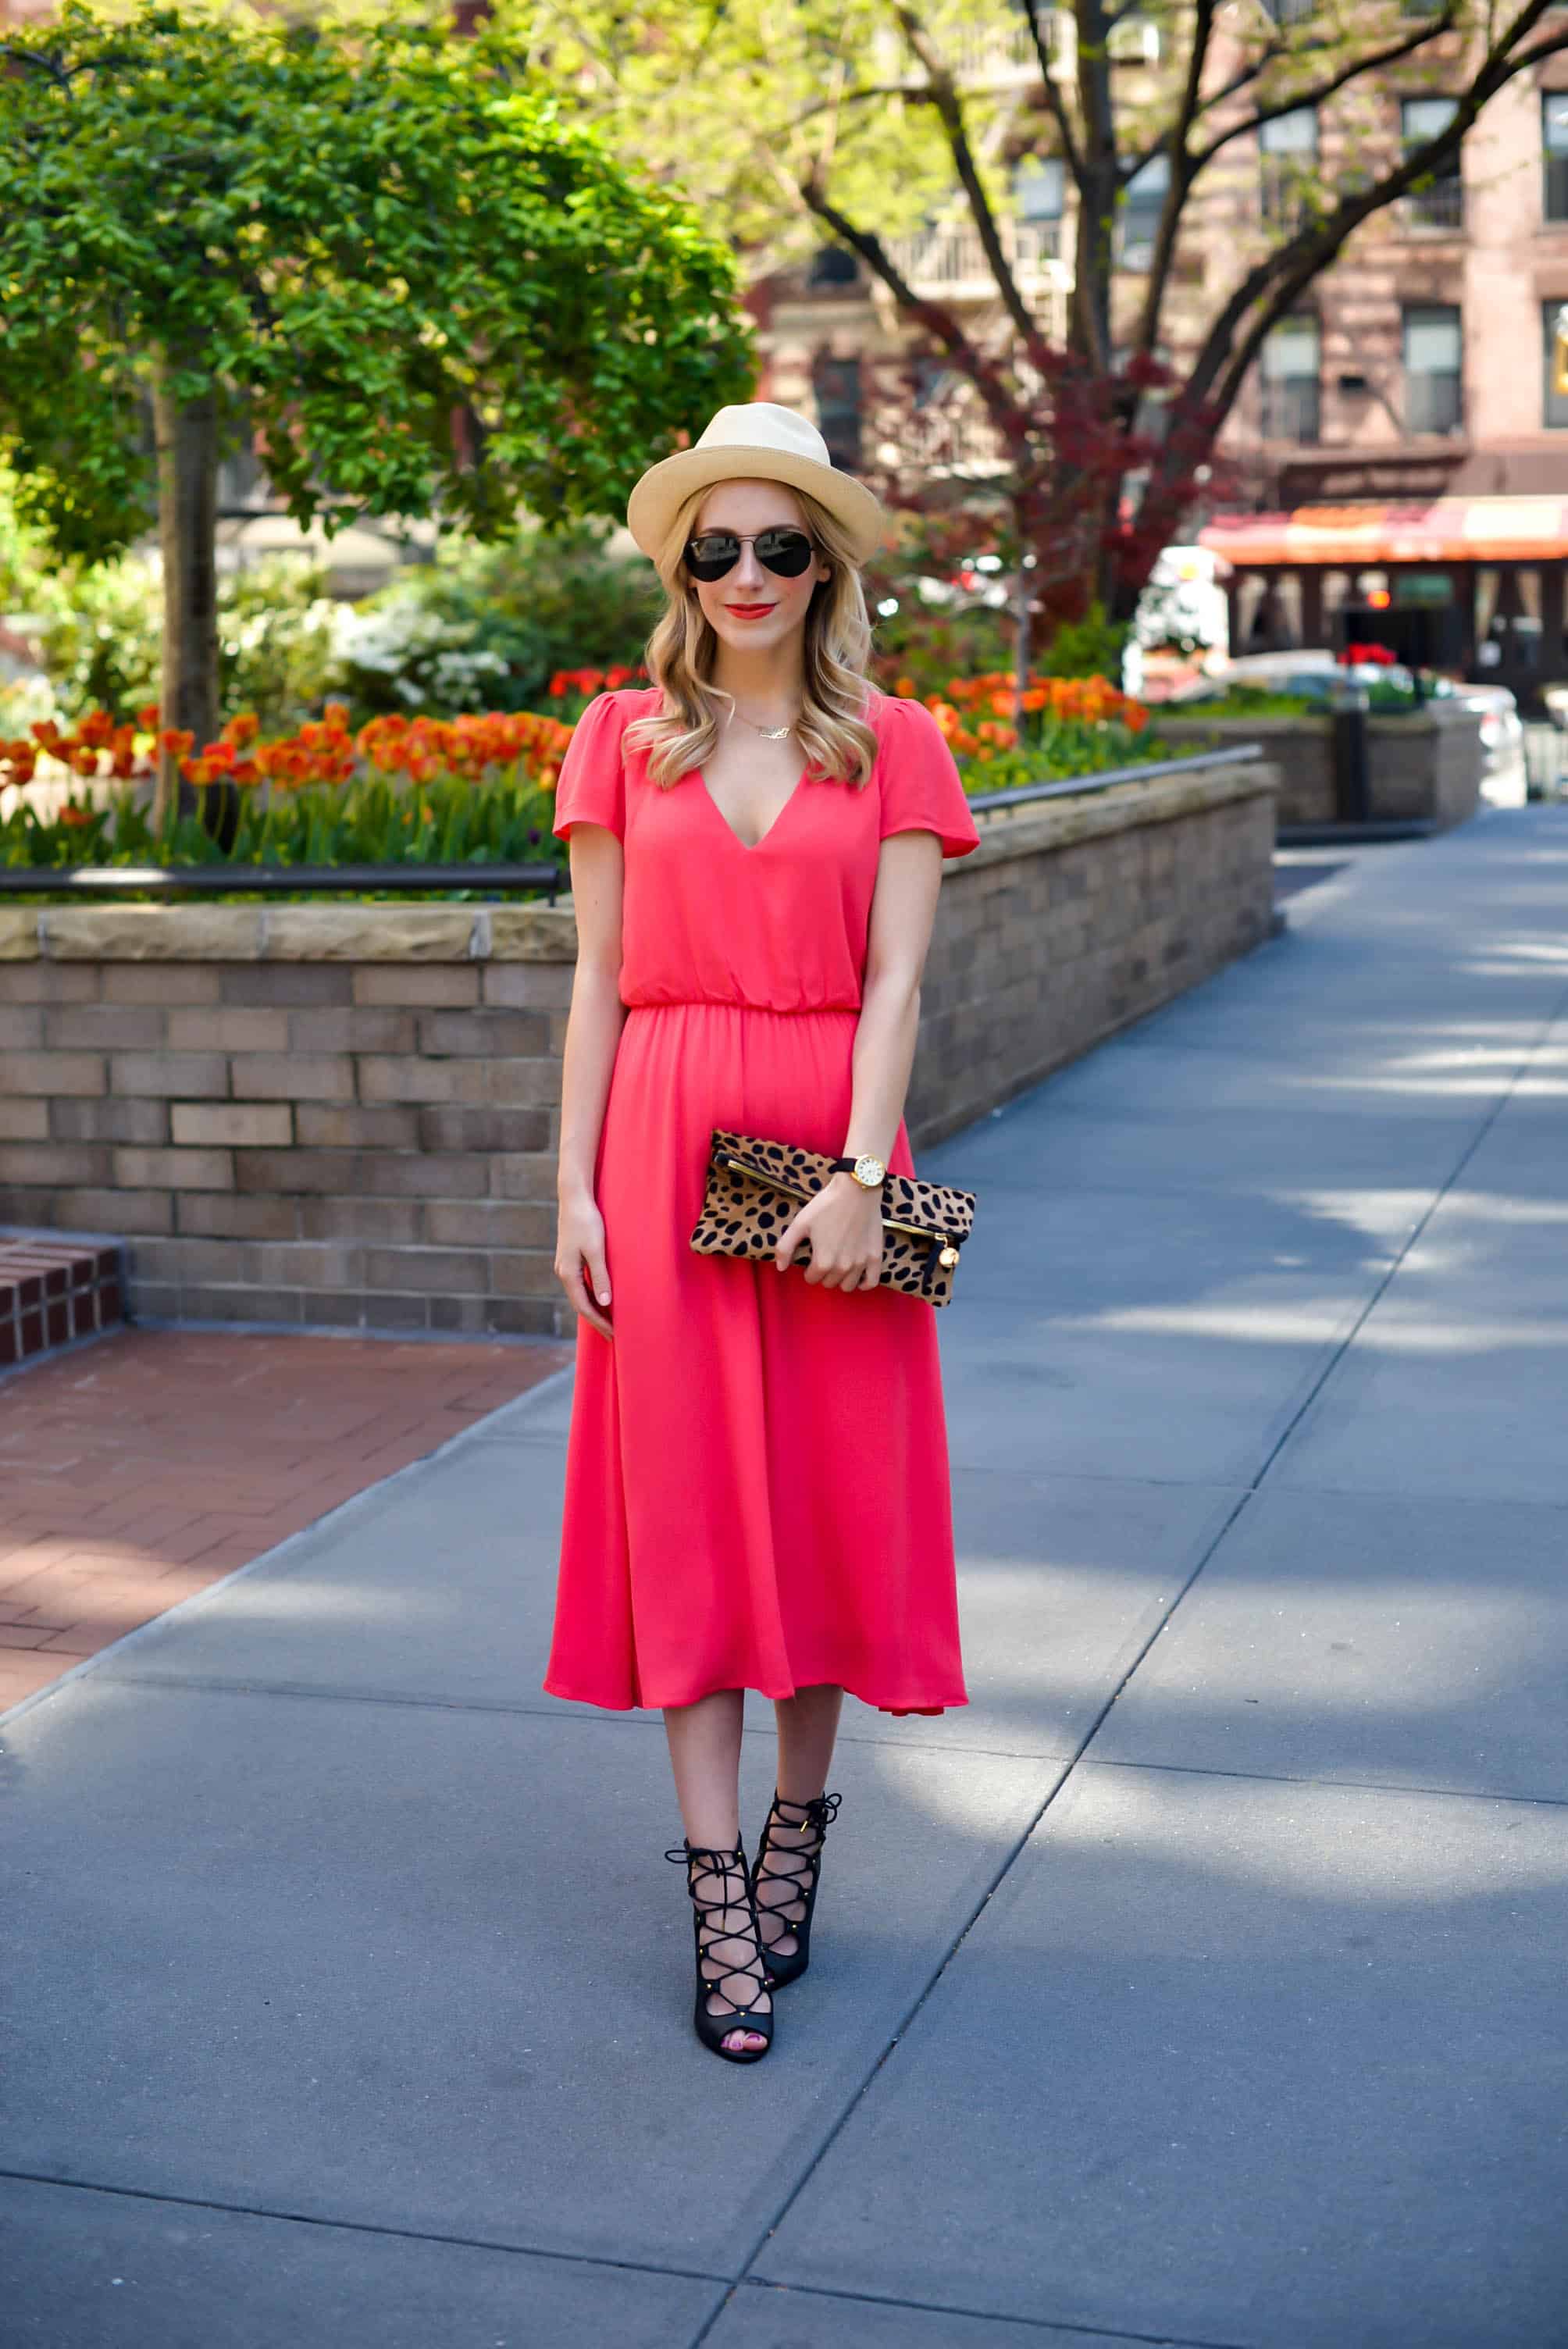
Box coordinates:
[0,755,1278,1335]
[1156,708,1484,832]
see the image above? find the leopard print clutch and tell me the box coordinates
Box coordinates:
[690,1127,977,1306]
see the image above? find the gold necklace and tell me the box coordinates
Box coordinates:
[727,704,797,742]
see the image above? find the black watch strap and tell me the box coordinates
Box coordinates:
[830,1155,883,1182]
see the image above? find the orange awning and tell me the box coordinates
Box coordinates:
[1199,497,1568,567]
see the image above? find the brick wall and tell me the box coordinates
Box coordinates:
[0,758,1276,1335]
[907,767,1278,1146]
[1158,710,1484,829]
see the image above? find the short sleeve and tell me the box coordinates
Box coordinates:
[876,697,982,861]
[551,691,627,842]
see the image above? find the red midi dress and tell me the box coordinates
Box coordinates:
[543,683,981,1714]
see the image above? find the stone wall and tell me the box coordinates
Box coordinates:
[1157,707,1484,829]
[0,757,1277,1335]
[905,762,1278,1146]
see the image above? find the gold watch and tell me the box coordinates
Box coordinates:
[831,1153,886,1190]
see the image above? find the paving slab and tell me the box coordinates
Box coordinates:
[0,1677,1059,2276]
[1271,1047,1568,1507]
[91,1436,1238,1763]
[89,1438,574,1713]
[934,1093,1495,1209]
[1089,1485,1568,1802]
[939,1303,1341,1488]
[754,1763,1568,2348]
[707,2279,1174,2347]
[0,2174,722,2349]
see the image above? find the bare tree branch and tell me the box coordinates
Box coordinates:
[1129,0,1213,358]
[1188,7,1462,172]
[888,1,1039,347]
[1149,4,1568,526]
[788,171,1028,441]
[1022,0,1087,189]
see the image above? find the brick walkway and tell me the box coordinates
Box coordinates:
[0,1326,572,1713]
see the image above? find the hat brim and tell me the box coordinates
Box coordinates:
[626,443,886,567]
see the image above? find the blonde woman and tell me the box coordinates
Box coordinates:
[548,404,980,2062]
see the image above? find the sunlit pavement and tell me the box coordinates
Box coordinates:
[4,803,1567,2347]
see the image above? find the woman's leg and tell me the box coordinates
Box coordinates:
[757,1684,844,1965]
[775,1682,843,1805]
[665,1690,767,2055]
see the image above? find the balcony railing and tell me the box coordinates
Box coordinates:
[882,219,1064,293]
[874,13,1071,91]
[1399,177,1463,232]
[1259,380,1321,443]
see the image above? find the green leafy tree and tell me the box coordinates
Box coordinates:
[0,1,752,814]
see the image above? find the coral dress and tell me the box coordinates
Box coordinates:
[544,684,981,1713]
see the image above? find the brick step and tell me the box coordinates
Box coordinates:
[0,1232,124,1371]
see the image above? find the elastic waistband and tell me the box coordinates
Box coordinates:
[622,999,861,1017]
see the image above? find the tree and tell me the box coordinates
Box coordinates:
[529,0,1568,637]
[0,1,753,813]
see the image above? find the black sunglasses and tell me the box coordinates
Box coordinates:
[683,526,817,582]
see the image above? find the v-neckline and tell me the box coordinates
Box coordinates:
[696,767,810,854]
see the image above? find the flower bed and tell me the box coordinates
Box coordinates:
[1,704,571,886]
[1,666,1171,889]
[894,668,1163,793]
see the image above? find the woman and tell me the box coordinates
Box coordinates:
[548,401,980,2064]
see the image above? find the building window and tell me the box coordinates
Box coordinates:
[1544,93,1568,224]
[806,246,859,289]
[1117,154,1168,269]
[1013,155,1064,263]
[1544,302,1568,429]
[1260,315,1320,442]
[1258,0,1315,23]
[1400,98,1463,231]
[812,352,862,468]
[1259,107,1317,230]
[1402,305,1463,435]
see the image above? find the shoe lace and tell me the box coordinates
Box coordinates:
[665,1841,770,2023]
[754,1790,841,1930]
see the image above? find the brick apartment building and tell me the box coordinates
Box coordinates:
[754,15,1568,705]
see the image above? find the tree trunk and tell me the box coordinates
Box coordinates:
[152,352,219,829]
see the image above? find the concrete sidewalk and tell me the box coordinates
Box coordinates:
[4,807,1567,2347]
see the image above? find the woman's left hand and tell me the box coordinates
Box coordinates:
[775,1172,884,1292]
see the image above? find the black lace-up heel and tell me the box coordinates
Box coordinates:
[665,1841,775,2064]
[752,1790,842,1991]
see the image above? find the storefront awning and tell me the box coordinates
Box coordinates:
[1199,496,1568,568]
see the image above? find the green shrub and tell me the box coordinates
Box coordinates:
[336,522,663,718]
[1037,601,1130,681]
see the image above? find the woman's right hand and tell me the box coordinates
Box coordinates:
[555,1191,614,1340]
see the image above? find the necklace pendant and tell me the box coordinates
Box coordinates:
[757,724,793,740]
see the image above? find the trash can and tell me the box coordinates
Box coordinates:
[1330,674,1370,824]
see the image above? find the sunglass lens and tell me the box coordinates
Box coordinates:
[755,529,814,577]
[686,533,742,579]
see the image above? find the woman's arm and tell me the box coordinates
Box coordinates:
[554,824,627,1339]
[775,829,946,1292]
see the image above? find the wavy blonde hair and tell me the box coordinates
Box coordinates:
[621,479,881,790]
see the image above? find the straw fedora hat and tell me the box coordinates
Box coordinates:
[626,401,886,567]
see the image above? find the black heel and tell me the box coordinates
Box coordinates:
[753,1790,842,1990]
[665,1841,775,2064]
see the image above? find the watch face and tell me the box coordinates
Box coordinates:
[853,1153,886,1187]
